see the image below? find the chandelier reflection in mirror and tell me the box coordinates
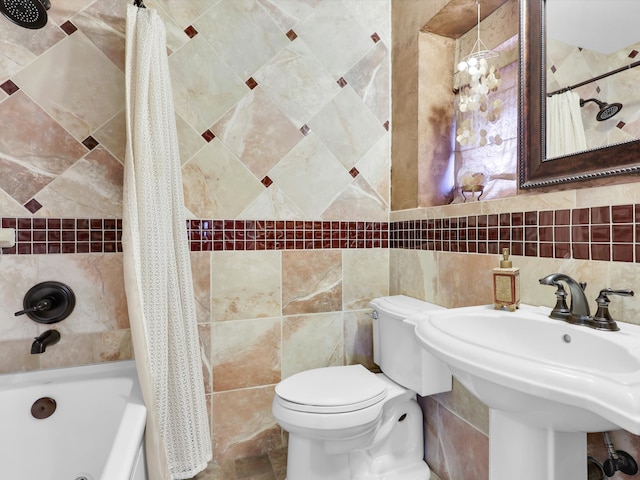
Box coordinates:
[456,1,503,147]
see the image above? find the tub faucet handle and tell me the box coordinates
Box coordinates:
[15,298,52,317]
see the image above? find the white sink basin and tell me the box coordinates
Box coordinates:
[413,304,640,480]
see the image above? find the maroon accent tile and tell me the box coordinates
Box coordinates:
[572,225,590,243]
[525,242,538,256]
[499,213,510,226]
[612,204,634,223]
[511,227,523,241]
[286,29,297,41]
[371,32,380,43]
[300,124,310,136]
[0,79,19,95]
[591,225,610,243]
[617,121,626,129]
[82,136,99,150]
[246,77,258,90]
[572,243,590,260]
[539,210,553,225]
[383,120,389,131]
[554,226,569,242]
[539,243,554,258]
[184,25,198,38]
[550,65,557,73]
[554,209,570,225]
[555,243,570,259]
[202,129,215,142]
[337,77,347,88]
[591,206,610,224]
[488,214,498,226]
[349,167,359,178]
[60,20,78,35]
[539,226,553,242]
[24,199,43,213]
[613,244,634,262]
[572,208,590,225]
[630,50,639,58]
[261,176,273,188]
[591,244,611,261]
[525,211,538,225]
[613,224,633,243]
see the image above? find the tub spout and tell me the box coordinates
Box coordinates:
[31,330,61,354]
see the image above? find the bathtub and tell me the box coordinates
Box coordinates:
[0,360,147,480]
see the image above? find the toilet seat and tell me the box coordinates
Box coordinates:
[275,365,388,414]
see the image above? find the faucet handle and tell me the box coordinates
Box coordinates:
[549,282,571,320]
[592,289,635,331]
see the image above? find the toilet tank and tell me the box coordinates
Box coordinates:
[369,295,452,396]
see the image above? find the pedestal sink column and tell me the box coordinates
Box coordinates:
[490,410,587,480]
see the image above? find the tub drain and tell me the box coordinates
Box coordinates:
[31,397,56,419]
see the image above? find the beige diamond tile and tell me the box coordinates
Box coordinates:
[213,87,302,179]
[0,91,87,205]
[182,139,263,218]
[93,109,126,163]
[258,0,321,33]
[47,0,94,26]
[344,41,390,123]
[13,32,125,141]
[321,175,387,222]
[33,146,123,218]
[355,134,390,205]
[153,0,218,30]
[343,0,391,48]
[0,189,26,216]
[268,134,352,219]
[253,39,341,128]
[308,86,387,169]
[294,0,374,77]
[238,183,307,220]
[169,34,247,134]
[174,112,207,165]
[195,0,289,79]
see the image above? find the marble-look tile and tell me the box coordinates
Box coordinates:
[282,312,343,378]
[342,249,389,310]
[13,32,125,141]
[153,0,218,30]
[0,255,41,340]
[436,252,495,308]
[96,329,133,363]
[321,174,388,221]
[212,251,281,321]
[212,386,284,462]
[281,249,342,315]
[191,251,211,324]
[424,396,489,480]
[253,40,341,128]
[294,0,374,77]
[191,459,236,480]
[71,0,127,71]
[344,41,390,123]
[93,109,126,163]
[174,112,207,165]
[195,1,288,79]
[212,318,281,391]
[389,249,439,304]
[213,88,303,180]
[355,134,390,205]
[36,253,129,334]
[269,134,352,219]
[0,188,28,216]
[182,139,264,218]
[0,91,87,205]
[432,378,489,436]
[343,310,374,369]
[0,338,39,373]
[237,183,308,221]
[257,0,321,33]
[308,87,387,169]
[169,34,247,133]
[198,323,212,394]
[46,0,94,26]
[34,146,124,218]
[38,332,96,370]
[140,0,191,54]
[343,0,391,48]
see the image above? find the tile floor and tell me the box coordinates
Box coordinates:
[192,449,287,480]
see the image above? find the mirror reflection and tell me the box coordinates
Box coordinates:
[545,0,640,159]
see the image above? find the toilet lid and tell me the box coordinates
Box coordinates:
[275,365,388,414]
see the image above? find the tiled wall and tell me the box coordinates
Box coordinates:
[0,0,391,464]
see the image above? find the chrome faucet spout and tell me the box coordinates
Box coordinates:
[539,273,590,318]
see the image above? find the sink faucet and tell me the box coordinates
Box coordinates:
[31,330,61,354]
[539,273,591,325]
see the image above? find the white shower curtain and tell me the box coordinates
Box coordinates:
[546,90,587,159]
[122,5,212,479]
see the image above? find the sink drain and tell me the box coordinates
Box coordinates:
[31,397,56,419]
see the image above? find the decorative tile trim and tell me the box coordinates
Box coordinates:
[0,218,388,254]
[3,204,638,260]
[390,204,639,263]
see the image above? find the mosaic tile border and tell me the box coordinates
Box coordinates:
[2,204,639,261]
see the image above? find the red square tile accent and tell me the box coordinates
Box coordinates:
[617,121,626,129]
[572,243,590,260]
[555,243,570,259]
[202,129,215,142]
[371,32,381,43]
[286,29,297,41]
[572,225,589,242]
[613,224,633,243]
[261,176,273,188]
[348,167,359,178]
[184,25,198,38]
[525,211,538,225]
[246,77,258,89]
[60,20,78,35]
[24,199,43,214]
[630,50,638,58]
[554,209,570,225]
[592,244,611,261]
[82,136,99,150]
[572,208,589,225]
[591,225,610,242]
[337,77,347,88]
[613,244,634,262]
[539,242,554,258]
[0,79,19,95]
[383,120,389,131]
[612,204,634,223]
[591,206,610,223]
[554,226,569,242]
[539,210,553,225]
[300,124,310,136]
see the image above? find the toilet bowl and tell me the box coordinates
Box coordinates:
[272,295,452,480]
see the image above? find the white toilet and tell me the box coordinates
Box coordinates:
[272,295,452,480]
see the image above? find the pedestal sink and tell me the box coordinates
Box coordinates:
[413,304,640,480]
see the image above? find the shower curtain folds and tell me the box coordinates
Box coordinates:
[546,90,587,159]
[122,5,212,479]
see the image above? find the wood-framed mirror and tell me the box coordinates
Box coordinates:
[519,0,640,189]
